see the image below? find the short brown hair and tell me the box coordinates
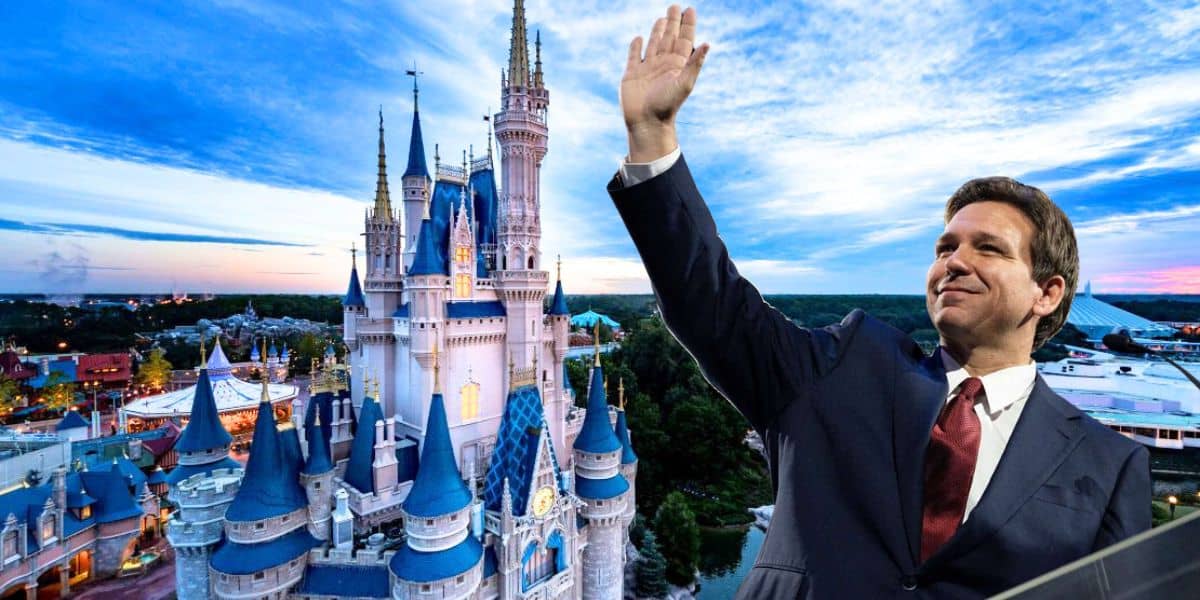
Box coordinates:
[944,177,1078,350]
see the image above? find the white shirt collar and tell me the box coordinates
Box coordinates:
[939,348,1037,417]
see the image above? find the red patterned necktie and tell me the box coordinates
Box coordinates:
[920,376,984,562]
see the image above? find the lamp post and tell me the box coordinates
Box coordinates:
[1168,495,1178,520]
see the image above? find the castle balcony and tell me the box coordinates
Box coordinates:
[564,407,584,439]
[525,568,574,599]
[341,479,411,531]
[494,109,547,128]
[494,270,548,287]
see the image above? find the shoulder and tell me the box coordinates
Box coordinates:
[808,309,926,374]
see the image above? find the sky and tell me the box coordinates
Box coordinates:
[0,0,1198,295]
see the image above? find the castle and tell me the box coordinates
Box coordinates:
[163,1,638,598]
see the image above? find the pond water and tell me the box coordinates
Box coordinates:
[696,526,765,599]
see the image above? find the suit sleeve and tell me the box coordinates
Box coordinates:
[608,155,858,432]
[1092,445,1151,551]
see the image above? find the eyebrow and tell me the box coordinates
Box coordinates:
[935,232,1012,249]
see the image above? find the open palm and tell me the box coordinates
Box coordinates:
[621,6,709,143]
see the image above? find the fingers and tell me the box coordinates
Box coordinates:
[675,6,697,57]
[626,36,644,73]
[681,43,709,92]
[663,4,682,55]
[644,17,666,60]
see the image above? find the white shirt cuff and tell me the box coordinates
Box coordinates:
[618,146,682,187]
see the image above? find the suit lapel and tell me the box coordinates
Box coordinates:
[924,375,1086,567]
[894,350,948,569]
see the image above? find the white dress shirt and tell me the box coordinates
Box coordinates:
[618,149,1038,523]
[939,349,1036,522]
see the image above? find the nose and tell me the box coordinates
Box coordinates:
[944,247,972,277]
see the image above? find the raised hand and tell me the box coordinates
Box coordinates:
[621,5,709,163]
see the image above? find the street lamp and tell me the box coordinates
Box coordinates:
[1168,495,1178,520]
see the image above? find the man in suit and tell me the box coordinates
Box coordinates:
[608,6,1151,598]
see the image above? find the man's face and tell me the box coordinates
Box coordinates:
[926,201,1044,350]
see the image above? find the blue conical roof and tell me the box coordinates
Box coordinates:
[250,344,261,361]
[573,364,622,454]
[280,344,289,359]
[225,400,309,521]
[174,366,233,453]
[614,410,638,465]
[407,218,444,276]
[269,341,279,358]
[302,412,333,475]
[402,107,429,179]
[548,279,568,315]
[403,392,471,518]
[343,262,366,308]
[343,396,382,494]
[279,425,303,484]
[55,411,88,431]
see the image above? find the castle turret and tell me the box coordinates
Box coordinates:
[494,0,550,370]
[389,347,483,599]
[572,330,629,600]
[343,389,383,495]
[167,338,240,486]
[210,348,317,599]
[343,245,367,349]
[363,109,403,316]
[301,407,335,541]
[402,70,432,274]
[166,338,242,600]
[405,202,447,420]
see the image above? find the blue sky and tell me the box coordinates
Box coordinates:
[0,1,1198,294]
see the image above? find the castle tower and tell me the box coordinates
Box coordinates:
[449,187,477,300]
[494,0,550,370]
[614,378,638,538]
[301,408,335,541]
[572,341,629,600]
[266,339,280,382]
[343,387,384,496]
[405,202,447,423]
[343,244,367,349]
[389,347,483,599]
[546,256,572,453]
[401,70,431,274]
[210,348,317,599]
[166,339,243,600]
[364,109,404,313]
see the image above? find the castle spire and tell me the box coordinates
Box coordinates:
[374,108,393,221]
[403,66,430,180]
[549,255,568,315]
[507,0,530,87]
[534,29,543,88]
[593,320,601,367]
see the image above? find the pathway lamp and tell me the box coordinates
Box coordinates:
[1168,495,1178,520]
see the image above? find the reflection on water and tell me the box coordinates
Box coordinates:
[697,526,765,599]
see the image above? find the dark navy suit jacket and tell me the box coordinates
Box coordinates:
[608,156,1151,598]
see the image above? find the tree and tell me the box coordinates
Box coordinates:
[0,376,21,414]
[629,513,649,550]
[654,491,700,586]
[635,529,670,598]
[42,371,76,412]
[136,347,173,390]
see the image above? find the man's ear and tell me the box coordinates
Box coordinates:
[1033,274,1066,318]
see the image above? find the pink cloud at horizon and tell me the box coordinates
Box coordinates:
[1091,266,1200,294]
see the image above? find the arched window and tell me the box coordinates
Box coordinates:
[527,256,534,269]
[456,274,471,298]
[455,246,470,264]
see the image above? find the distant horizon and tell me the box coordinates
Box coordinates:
[2,2,1198,294]
[4,291,1200,301]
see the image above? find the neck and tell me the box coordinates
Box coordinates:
[940,339,1032,377]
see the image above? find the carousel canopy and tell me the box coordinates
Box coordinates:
[123,378,296,419]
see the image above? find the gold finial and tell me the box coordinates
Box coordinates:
[199,334,207,367]
[433,339,441,393]
[372,374,380,400]
[556,254,561,281]
[593,321,601,367]
[259,340,270,403]
[619,377,625,410]
[351,243,357,268]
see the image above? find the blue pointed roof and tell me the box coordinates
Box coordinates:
[174,366,233,453]
[403,392,471,518]
[304,392,334,448]
[78,470,143,523]
[55,411,89,431]
[250,343,261,361]
[402,107,429,179]
[548,280,568,315]
[407,218,445,276]
[269,341,279,358]
[281,344,289,359]
[212,526,319,575]
[343,396,382,494]
[325,343,336,357]
[469,167,499,277]
[390,535,482,583]
[225,400,309,522]
[573,365,622,454]
[484,385,565,516]
[614,410,638,465]
[303,413,333,476]
[279,425,304,484]
[146,467,168,486]
[343,262,366,308]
